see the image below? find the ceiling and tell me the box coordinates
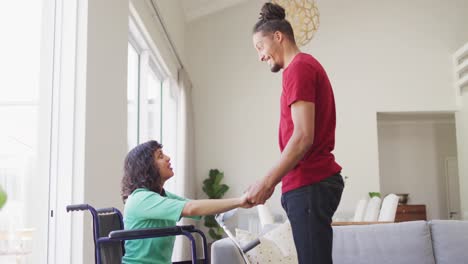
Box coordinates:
[180,0,251,21]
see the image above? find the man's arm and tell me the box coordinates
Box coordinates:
[247,100,315,204]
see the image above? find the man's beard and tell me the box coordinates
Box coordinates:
[270,63,281,73]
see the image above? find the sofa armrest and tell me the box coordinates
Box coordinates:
[211,238,244,264]
[430,220,468,264]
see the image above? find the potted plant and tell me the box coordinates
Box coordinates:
[0,185,7,210]
[202,169,229,240]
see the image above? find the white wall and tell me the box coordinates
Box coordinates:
[186,0,468,216]
[377,114,457,220]
[456,93,468,220]
[78,0,129,263]
[454,41,468,220]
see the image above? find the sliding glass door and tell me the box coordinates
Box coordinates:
[0,1,54,263]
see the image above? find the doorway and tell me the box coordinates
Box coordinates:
[445,157,461,220]
[377,112,461,220]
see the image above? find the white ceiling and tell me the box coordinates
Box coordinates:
[181,0,251,21]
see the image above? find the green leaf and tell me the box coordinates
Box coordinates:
[0,185,7,210]
[203,169,230,199]
[215,227,224,236]
[214,184,229,198]
[209,228,223,240]
[209,169,220,178]
[369,192,381,198]
[204,215,219,228]
[214,172,224,186]
[205,221,218,228]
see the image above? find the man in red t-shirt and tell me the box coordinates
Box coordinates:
[247,3,344,264]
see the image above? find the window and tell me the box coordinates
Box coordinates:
[127,18,178,191]
[145,66,162,142]
[127,43,140,150]
[1,1,81,262]
[126,47,165,150]
[0,1,51,263]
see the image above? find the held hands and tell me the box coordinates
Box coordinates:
[239,193,255,209]
[246,177,275,205]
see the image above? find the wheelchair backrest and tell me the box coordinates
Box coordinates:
[96,210,124,264]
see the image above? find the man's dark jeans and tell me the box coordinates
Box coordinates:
[281,173,344,264]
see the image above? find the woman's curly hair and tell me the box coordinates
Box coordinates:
[121,140,163,202]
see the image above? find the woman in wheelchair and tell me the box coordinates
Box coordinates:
[121,140,252,264]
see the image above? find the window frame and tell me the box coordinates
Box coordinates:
[45,0,82,262]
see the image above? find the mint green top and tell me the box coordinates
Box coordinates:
[122,188,201,264]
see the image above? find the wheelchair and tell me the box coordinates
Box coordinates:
[66,204,208,264]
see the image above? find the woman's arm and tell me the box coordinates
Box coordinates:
[181,195,251,217]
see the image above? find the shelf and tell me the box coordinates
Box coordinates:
[456,75,468,90]
[456,60,468,75]
[454,42,468,60]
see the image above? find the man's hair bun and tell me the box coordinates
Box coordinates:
[259,2,286,21]
[253,2,295,43]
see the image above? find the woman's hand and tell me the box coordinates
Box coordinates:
[239,193,255,209]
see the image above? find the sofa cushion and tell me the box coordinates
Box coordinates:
[262,221,296,257]
[332,221,435,264]
[236,228,297,263]
[430,220,468,264]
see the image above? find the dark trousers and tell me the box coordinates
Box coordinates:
[281,173,344,264]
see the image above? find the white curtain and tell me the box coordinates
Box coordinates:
[172,68,198,262]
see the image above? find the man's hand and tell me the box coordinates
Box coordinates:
[246,177,275,205]
[239,193,255,209]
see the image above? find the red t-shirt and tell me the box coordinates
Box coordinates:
[280,53,342,194]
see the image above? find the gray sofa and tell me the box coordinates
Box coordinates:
[211,220,468,264]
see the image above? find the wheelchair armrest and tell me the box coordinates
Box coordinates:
[179,225,195,231]
[109,226,183,240]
